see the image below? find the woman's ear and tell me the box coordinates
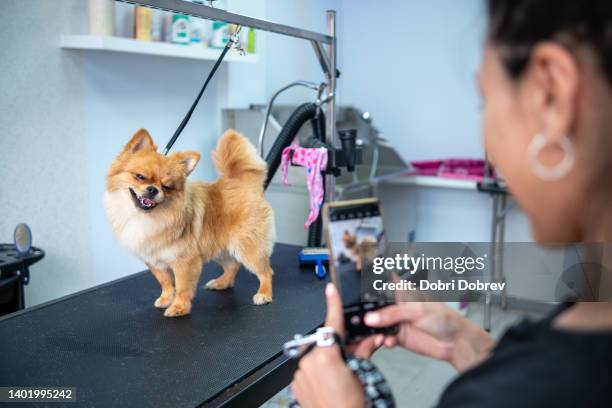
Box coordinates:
[124,129,156,153]
[171,151,201,176]
[523,42,579,142]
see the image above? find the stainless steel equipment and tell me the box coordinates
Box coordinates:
[223,105,411,198]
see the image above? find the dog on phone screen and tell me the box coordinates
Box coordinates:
[104,128,275,317]
[342,229,377,272]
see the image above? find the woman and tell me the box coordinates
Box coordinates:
[291,0,612,406]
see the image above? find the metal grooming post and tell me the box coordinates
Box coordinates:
[117,0,338,201]
[325,10,337,202]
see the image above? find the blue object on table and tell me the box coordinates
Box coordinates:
[299,248,329,279]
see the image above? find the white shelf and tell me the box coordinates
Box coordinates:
[384,175,478,190]
[60,35,258,64]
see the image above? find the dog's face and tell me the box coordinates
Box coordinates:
[342,230,357,249]
[106,129,200,213]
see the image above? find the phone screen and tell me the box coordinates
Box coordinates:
[325,199,397,341]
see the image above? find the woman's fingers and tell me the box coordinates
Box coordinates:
[364,303,424,327]
[348,334,384,359]
[383,335,398,348]
[324,283,344,334]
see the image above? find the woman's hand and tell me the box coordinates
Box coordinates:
[291,284,367,408]
[364,302,495,373]
[345,333,385,359]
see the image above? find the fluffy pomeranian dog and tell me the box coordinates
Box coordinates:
[104,128,275,317]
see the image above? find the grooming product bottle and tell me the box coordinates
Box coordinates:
[151,9,163,41]
[247,27,256,53]
[210,20,229,48]
[171,14,191,44]
[135,6,152,41]
[114,2,134,38]
[190,16,208,46]
[188,0,208,46]
[88,0,114,36]
[163,12,172,42]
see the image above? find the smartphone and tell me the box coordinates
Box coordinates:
[323,198,398,343]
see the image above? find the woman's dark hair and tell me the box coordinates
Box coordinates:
[487,0,612,82]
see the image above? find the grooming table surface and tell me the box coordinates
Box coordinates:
[0,244,326,407]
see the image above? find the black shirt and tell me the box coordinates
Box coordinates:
[437,303,612,408]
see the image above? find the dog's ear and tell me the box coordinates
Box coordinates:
[170,151,200,176]
[124,129,156,153]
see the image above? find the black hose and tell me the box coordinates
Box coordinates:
[262,103,328,246]
[264,102,318,189]
[310,109,326,143]
[307,183,324,247]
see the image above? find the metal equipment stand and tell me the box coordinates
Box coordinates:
[119,0,338,202]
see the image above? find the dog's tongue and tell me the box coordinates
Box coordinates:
[140,197,156,207]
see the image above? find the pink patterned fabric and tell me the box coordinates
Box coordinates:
[281,144,328,229]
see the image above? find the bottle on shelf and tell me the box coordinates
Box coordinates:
[88,0,114,37]
[188,0,208,47]
[247,27,256,54]
[210,20,229,49]
[135,6,152,41]
[190,16,210,47]
[151,9,163,41]
[171,14,191,45]
[114,1,134,38]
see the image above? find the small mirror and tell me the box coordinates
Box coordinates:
[14,223,32,256]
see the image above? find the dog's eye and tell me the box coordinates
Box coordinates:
[162,184,172,191]
[135,174,145,181]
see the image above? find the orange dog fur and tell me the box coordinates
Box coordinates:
[104,128,275,317]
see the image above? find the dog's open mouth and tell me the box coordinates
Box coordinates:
[129,188,157,211]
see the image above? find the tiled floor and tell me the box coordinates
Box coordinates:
[262,303,543,408]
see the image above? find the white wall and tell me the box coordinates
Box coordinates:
[341,0,486,160]
[0,0,96,306]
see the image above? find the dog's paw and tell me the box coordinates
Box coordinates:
[164,301,191,317]
[206,278,233,291]
[154,294,173,309]
[252,292,272,305]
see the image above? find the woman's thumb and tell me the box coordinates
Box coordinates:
[324,283,344,334]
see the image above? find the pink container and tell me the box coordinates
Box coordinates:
[410,159,492,181]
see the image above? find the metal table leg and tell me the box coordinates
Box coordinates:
[484,192,509,331]
[484,195,499,332]
[497,194,508,310]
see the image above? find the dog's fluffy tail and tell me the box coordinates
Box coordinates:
[213,129,267,188]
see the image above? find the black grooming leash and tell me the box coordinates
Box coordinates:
[161,26,243,156]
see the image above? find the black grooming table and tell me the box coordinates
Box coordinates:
[0,244,326,407]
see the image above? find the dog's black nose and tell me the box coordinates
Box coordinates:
[146,186,158,197]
